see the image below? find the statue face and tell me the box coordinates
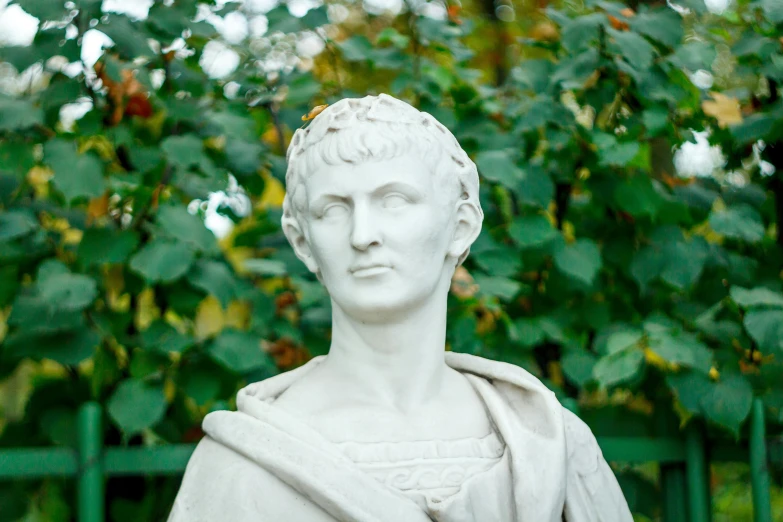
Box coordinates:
[299,154,456,321]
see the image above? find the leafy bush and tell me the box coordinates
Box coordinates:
[0,0,781,519]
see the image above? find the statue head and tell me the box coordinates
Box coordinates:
[282,94,483,322]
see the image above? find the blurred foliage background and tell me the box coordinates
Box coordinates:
[1,0,783,519]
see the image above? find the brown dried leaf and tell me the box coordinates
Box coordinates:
[701,92,743,128]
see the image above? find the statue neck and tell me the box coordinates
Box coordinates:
[322,276,451,413]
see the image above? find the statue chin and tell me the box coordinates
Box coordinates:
[166,94,634,522]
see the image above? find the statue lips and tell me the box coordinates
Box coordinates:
[349,263,392,278]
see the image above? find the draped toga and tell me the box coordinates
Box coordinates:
[167,352,633,522]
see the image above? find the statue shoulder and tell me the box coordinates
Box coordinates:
[168,435,334,522]
[561,408,634,522]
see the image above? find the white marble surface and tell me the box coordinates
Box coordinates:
[168,94,633,521]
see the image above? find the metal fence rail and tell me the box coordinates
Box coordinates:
[0,399,776,522]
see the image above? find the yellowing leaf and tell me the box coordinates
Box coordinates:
[548,361,565,388]
[164,309,188,334]
[0,306,10,343]
[702,92,743,128]
[62,228,83,246]
[562,221,576,244]
[260,276,287,294]
[87,193,110,224]
[27,166,53,198]
[257,171,286,209]
[672,399,694,428]
[194,295,224,340]
[40,214,70,233]
[104,265,130,313]
[164,377,176,402]
[301,104,329,121]
[644,347,668,369]
[691,220,724,245]
[225,300,251,330]
[224,246,254,276]
[450,266,479,298]
[134,287,160,331]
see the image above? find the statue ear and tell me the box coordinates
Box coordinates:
[449,199,482,265]
[282,216,320,275]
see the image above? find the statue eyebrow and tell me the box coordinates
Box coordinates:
[370,181,424,199]
[308,193,350,213]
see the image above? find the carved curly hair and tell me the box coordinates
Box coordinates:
[281,93,483,265]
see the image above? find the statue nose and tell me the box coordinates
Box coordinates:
[350,204,382,251]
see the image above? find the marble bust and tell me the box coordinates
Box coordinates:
[168,94,633,522]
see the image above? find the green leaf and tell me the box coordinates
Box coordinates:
[338,36,374,62]
[660,240,708,290]
[561,12,604,52]
[0,209,37,241]
[37,273,98,311]
[669,41,716,71]
[376,28,411,49]
[667,371,713,414]
[4,327,100,365]
[516,164,554,208]
[207,111,257,141]
[285,74,322,107]
[300,5,329,29]
[77,228,139,265]
[265,5,301,33]
[700,374,753,437]
[44,139,106,203]
[100,15,154,59]
[186,260,237,307]
[129,239,195,283]
[511,59,554,94]
[475,150,524,189]
[0,95,44,131]
[649,332,713,373]
[730,286,783,308]
[508,215,558,248]
[732,33,778,59]
[107,379,168,435]
[761,0,783,23]
[243,258,287,276]
[16,0,65,20]
[511,318,545,348]
[550,48,600,89]
[146,3,190,37]
[642,106,669,137]
[614,175,660,218]
[161,134,205,169]
[629,9,683,48]
[599,141,641,168]
[553,239,602,285]
[730,113,778,145]
[181,364,222,406]
[593,347,645,388]
[709,204,765,243]
[608,28,656,69]
[743,309,783,352]
[473,249,521,278]
[605,329,643,355]
[473,275,521,301]
[208,329,275,373]
[140,320,195,354]
[562,349,597,387]
[224,140,263,176]
[154,205,218,254]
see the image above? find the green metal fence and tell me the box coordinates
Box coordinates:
[0,399,777,522]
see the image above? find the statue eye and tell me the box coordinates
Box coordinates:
[383,194,408,209]
[323,203,349,218]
